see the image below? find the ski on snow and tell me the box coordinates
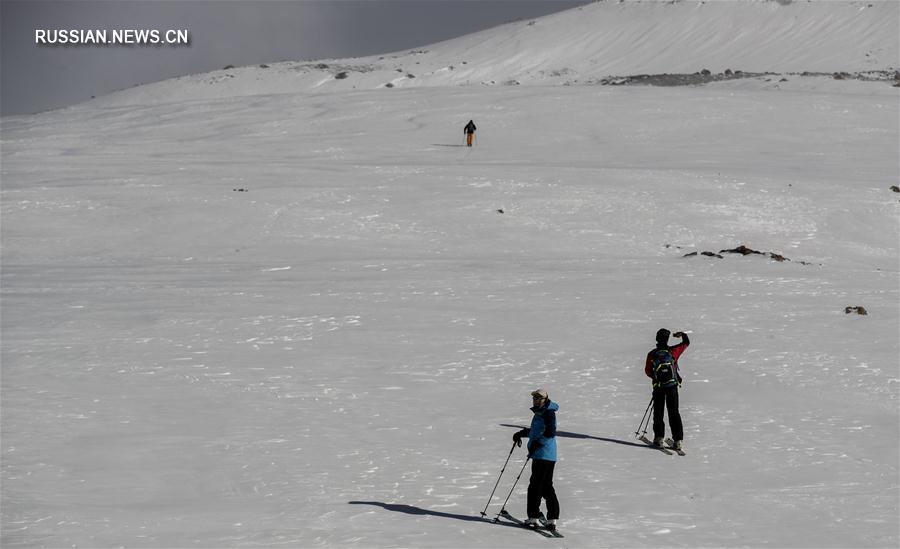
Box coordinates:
[497,510,564,538]
[665,438,686,456]
[639,435,673,455]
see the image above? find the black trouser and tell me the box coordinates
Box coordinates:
[652,386,683,441]
[527,459,559,520]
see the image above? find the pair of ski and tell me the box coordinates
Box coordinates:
[639,436,686,456]
[495,510,564,538]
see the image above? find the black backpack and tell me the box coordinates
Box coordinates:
[651,348,678,388]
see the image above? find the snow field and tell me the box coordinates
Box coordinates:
[2,80,898,547]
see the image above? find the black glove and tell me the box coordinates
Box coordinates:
[513,432,523,447]
[673,331,685,338]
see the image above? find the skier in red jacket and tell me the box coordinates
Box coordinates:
[645,329,690,450]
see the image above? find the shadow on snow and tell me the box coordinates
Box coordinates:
[349,429,654,525]
[347,501,521,529]
[500,424,648,449]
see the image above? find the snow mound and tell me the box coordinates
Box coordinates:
[93,0,898,108]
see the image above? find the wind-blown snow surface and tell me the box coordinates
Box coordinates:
[2,3,899,549]
[92,0,899,108]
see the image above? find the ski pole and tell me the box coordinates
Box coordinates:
[494,456,530,522]
[640,396,654,437]
[635,396,653,438]
[480,441,517,517]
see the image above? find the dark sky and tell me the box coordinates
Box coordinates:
[0,0,589,116]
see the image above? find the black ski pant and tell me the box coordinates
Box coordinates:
[527,459,559,520]
[652,386,683,441]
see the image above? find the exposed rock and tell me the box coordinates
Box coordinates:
[598,70,897,88]
[719,245,787,261]
[683,244,816,264]
[844,306,868,315]
[720,245,765,256]
[683,251,724,259]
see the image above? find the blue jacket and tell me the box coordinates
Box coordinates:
[518,400,559,462]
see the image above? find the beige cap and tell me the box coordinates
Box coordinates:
[531,388,548,399]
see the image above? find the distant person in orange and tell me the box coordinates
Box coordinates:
[464,119,477,147]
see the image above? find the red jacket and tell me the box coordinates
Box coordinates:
[645,335,690,381]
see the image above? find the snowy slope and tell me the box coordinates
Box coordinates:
[2,1,899,548]
[92,0,899,108]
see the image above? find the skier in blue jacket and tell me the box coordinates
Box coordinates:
[513,388,560,531]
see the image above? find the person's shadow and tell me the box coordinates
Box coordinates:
[500,424,648,449]
[347,501,521,530]
[349,429,650,529]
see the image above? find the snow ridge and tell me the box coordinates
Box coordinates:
[93,0,898,108]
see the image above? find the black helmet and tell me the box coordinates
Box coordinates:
[655,328,670,345]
